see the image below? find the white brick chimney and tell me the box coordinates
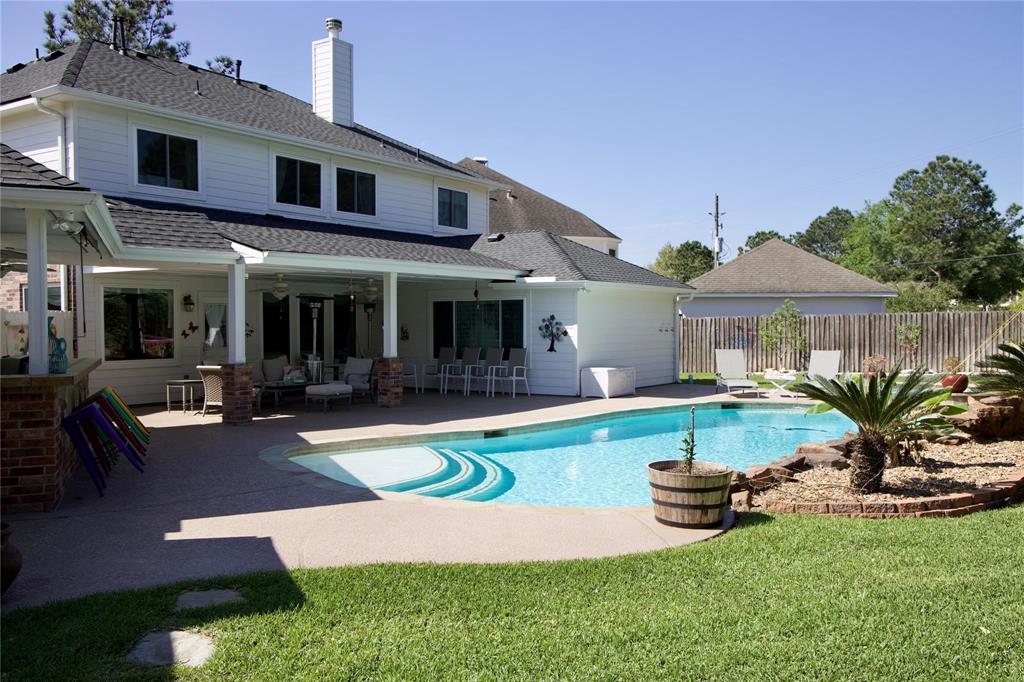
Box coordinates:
[312,17,354,127]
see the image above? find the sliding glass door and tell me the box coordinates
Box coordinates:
[432,299,524,357]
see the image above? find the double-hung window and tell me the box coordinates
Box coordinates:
[275,156,321,208]
[336,168,376,215]
[437,187,468,229]
[136,129,198,191]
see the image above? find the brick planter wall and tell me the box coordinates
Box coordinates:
[221,363,253,425]
[1,359,98,512]
[375,358,404,408]
[758,469,1024,518]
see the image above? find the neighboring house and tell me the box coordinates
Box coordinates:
[682,239,896,316]
[456,158,622,257]
[0,19,689,404]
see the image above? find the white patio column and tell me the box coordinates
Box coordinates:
[227,259,246,364]
[26,209,49,375]
[382,271,398,358]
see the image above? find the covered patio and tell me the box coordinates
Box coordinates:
[1,383,743,611]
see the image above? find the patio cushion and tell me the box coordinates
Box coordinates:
[250,361,265,384]
[263,355,288,382]
[306,383,353,397]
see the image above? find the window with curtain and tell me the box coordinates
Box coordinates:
[204,303,227,348]
[336,168,376,215]
[437,187,468,228]
[432,299,523,357]
[275,156,321,208]
[103,287,174,360]
[137,129,198,191]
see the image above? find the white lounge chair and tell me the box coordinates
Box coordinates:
[714,349,764,397]
[806,350,842,382]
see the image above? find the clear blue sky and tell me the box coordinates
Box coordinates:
[3,1,1021,267]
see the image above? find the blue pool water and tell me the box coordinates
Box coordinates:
[291,404,853,508]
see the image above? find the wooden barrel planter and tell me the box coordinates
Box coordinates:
[647,460,734,528]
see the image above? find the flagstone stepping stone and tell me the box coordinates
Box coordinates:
[175,588,246,611]
[128,630,214,668]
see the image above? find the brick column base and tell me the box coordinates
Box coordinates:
[1,370,91,513]
[221,363,253,425]
[375,358,404,408]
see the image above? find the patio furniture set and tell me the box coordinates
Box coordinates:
[714,349,842,398]
[168,347,533,416]
[425,347,531,398]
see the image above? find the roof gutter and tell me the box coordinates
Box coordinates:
[686,291,897,298]
[28,85,510,191]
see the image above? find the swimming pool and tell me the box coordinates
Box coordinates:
[290,403,854,508]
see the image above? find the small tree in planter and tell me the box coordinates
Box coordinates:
[895,322,922,366]
[647,407,734,528]
[758,299,807,370]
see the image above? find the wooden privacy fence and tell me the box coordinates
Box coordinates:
[680,311,1024,374]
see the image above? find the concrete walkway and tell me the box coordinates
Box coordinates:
[2,385,762,611]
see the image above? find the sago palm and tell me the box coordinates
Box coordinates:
[792,367,963,493]
[977,341,1024,397]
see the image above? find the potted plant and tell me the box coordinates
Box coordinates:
[647,407,734,528]
[862,354,887,379]
[940,356,969,394]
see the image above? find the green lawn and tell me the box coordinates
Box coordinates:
[682,371,805,387]
[3,508,1023,680]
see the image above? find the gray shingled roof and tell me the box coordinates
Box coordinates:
[456,158,620,240]
[105,197,524,271]
[688,238,896,295]
[0,143,88,191]
[471,232,689,289]
[1,40,476,178]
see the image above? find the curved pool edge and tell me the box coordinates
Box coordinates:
[257,397,821,515]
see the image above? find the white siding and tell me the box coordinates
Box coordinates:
[681,296,888,317]
[567,236,622,256]
[578,288,678,388]
[0,111,62,172]
[525,288,579,395]
[70,102,489,235]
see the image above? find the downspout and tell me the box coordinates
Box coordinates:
[33,96,66,174]
[674,293,695,383]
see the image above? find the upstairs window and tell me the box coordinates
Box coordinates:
[336,168,376,215]
[609,248,617,258]
[137,129,198,191]
[275,156,321,208]
[438,187,468,229]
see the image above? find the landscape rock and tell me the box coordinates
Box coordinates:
[745,465,792,490]
[796,443,845,456]
[731,490,753,512]
[771,454,807,471]
[175,589,246,611]
[128,631,214,668]
[948,395,1024,438]
[802,451,851,470]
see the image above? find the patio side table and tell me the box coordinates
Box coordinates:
[763,370,799,397]
[166,379,203,412]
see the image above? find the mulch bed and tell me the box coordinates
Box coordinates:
[754,438,1024,505]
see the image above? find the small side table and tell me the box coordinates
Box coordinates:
[166,379,203,412]
[763,370,799,397]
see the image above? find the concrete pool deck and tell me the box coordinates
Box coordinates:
[2,385,801,611]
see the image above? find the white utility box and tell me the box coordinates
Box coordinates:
[580,367,636,399]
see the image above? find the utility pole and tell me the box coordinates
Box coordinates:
[710,194,725,268]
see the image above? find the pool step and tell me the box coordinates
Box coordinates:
[397,448,513,502]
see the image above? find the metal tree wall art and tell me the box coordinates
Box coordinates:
[539,314,569,352]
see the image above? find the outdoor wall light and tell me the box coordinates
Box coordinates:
[182,294,195,312]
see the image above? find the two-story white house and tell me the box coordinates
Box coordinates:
[0,18,690,411]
